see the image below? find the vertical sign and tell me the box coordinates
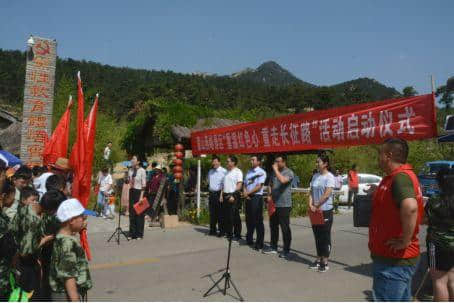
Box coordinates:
[20,36,57,166]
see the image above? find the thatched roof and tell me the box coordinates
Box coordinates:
[0,122,21,155]
[171,118,243,142]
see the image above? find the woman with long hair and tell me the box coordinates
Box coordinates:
[128,155,147,240]
[308,153,335,273]
[425,167,454,301]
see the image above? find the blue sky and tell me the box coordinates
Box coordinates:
[1,0,452,96]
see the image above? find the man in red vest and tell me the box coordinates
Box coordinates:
[347,164,359,209]
[369,138,423,301]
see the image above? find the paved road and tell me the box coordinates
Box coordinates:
[84,211,428,301]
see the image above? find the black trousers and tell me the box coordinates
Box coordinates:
[209,191,221,234]
[222,193,242,238]
[168,190,178,215]
[245,195,265,248]
[270,207,292,252]
[312,209,333,258]
[129,188,144,238]
[348,188,358,207]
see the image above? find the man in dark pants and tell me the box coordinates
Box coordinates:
[220,156,243,241]
[243,155,267,250]
[263,155,294,260]
[207,156,227,236]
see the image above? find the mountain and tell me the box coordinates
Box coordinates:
[231,61,315,88]
[0,49,401,116]
[331,77,401,101]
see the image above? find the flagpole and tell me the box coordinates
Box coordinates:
[431,75,435,93]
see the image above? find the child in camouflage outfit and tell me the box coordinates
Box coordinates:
[11,186,54,300]
[50,198,92,301]
[0,179,18,300]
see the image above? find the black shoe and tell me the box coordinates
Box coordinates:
[318,263,329,272]
[232,236,241,242]
[309,260,321,270]
[246,241,254,247]
[253,245,263,251]
[279,251,292,260]
[217,232,224,238]
[262,247,278,254]
[208,231,217,236]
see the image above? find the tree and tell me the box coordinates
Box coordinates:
[436,84,454,111]
[402,86,418,97]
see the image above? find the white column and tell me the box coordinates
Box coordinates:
[196,158,201,218]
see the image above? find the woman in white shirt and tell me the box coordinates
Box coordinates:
[128,155,147,240]
[308,153,335,273]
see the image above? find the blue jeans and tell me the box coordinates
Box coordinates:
[372,261,417,301]
[97,191,107,215]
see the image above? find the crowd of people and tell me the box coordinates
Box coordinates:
[119,155,180,240]
[1,136,453,301]
[202,138,454,301]
[0,158,92,301]
[206,153,335,268]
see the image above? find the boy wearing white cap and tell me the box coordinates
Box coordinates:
[49,199,92,301]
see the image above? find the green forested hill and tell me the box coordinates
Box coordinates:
[1,48,452,180]
[0,49,401,116]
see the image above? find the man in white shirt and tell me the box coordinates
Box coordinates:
[97,167,113,218]
[104,142,112,161]
[103,142,113,171]
[207,155,227,237]
[244,155,267,250]
[220,155,243,241]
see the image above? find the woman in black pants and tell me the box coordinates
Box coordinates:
[308,153,335,272]
[425,167,454,301]
[128,155,147,240]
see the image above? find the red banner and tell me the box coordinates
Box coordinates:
[191,94,437,156]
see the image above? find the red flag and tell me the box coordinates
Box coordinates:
[69,71,86,200]
[68,72,91,260]
[79,94,99,207]
[42,96,73,166]
[78,94,99,261]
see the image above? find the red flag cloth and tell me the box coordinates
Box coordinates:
[69,72,91,260]
[69,72,86,199]
[42,97,73,166]
[80,94,99,206]
[191,94,438,155]
[78,94,99,261]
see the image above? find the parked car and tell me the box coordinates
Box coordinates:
[338,173,382,203]
[418,161,454,197]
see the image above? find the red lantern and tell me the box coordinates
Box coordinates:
[174,143,184,152]
[174,172,183,180]
[175,151,184,159]
[173,166,183,174]
[173,159,183,166]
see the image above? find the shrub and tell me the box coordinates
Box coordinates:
[290,192,309,217]
[180,206,210,225]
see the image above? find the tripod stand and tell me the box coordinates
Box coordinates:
[204,201,244,301]
[107,196,129,245]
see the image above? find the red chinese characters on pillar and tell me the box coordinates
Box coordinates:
[30,99,46,113]
[27,116,48,128]
[29,85,49,98]
[27,144,44,158]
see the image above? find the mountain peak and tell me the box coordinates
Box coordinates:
[231,61,314,88]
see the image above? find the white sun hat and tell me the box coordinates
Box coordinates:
[57,198,86,222]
